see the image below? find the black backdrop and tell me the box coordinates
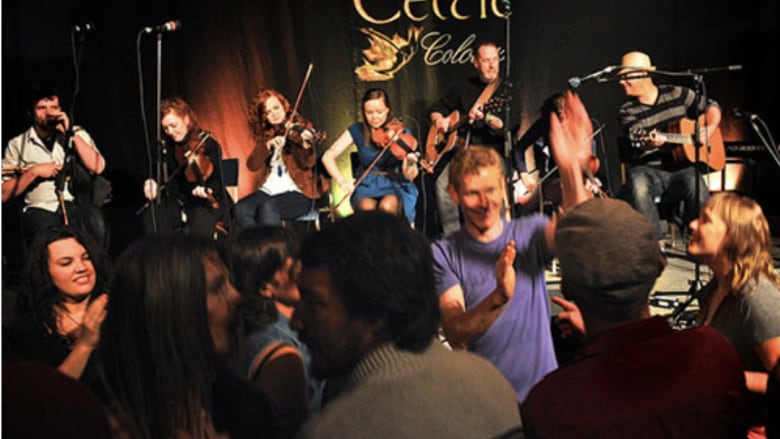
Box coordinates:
[3,0,779,259]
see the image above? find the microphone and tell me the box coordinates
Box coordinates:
[144,19,182,34]
[46,117,64,129]
[568,65,618,89]
[73,21,95,32]
[733,108,757,121]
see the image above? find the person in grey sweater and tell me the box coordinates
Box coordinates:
[292,210,521,438]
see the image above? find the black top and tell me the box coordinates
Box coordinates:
[428,76,506,150]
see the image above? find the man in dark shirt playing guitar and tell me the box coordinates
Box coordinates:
[427,41,506,237]
[617,51,723,243]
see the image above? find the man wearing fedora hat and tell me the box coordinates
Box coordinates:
[616,51,722,244]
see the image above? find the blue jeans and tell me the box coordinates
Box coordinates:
[435,163,461,237]
[623,165,709,239]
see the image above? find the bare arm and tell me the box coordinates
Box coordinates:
[72,131,105,174]
[546,91,594,250]
[321,129,355,190]
[744,335,780,394]
[2,163,62,202]
[439,241,516,349]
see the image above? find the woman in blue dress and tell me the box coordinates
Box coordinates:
[322,88,419,223]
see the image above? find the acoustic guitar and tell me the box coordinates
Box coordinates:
[632,116,725,171]
[423,96,505,171]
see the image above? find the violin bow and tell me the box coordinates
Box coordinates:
[285,62,315,137]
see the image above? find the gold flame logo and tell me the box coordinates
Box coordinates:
[354,26,422,81]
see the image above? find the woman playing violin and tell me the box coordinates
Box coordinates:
[321,88,419,223]
[235,89,330,228]
[142,97,231,239]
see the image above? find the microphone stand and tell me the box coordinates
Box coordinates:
[668,71,706,327]
[500,0,514,219]
[151,32,167,232]
[137,31,170,231]
[55,26,91,226]
[741,112,780,172]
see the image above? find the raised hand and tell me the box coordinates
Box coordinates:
[549,91,594,174]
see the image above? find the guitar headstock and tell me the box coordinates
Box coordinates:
[483,96,506,115]
[629,126,656,144]
[629,126,648,141]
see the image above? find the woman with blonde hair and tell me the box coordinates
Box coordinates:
[688,192,780,434]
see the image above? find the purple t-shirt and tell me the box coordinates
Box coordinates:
[432,215,557,402]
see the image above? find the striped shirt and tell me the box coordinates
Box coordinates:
[619,85,717,166]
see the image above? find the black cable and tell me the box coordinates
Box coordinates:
[135,29,157,231]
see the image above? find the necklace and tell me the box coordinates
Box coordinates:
[57,305,86,337]
[61,310,82,327]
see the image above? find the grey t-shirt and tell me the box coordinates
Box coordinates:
[698,275,780,371]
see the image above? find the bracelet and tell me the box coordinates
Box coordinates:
[485,113,493,124]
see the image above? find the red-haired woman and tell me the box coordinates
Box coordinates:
[234,89,329,228]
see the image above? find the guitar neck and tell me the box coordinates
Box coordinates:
[447,102,502,135]
[655,132,693,145]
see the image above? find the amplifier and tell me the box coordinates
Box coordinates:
[725,143,766,155]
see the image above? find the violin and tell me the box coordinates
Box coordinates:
[174,131,220,210]
[370,118,433,173]
[284,115,327,149]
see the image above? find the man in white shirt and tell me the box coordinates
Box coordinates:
[3,86,106,249]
